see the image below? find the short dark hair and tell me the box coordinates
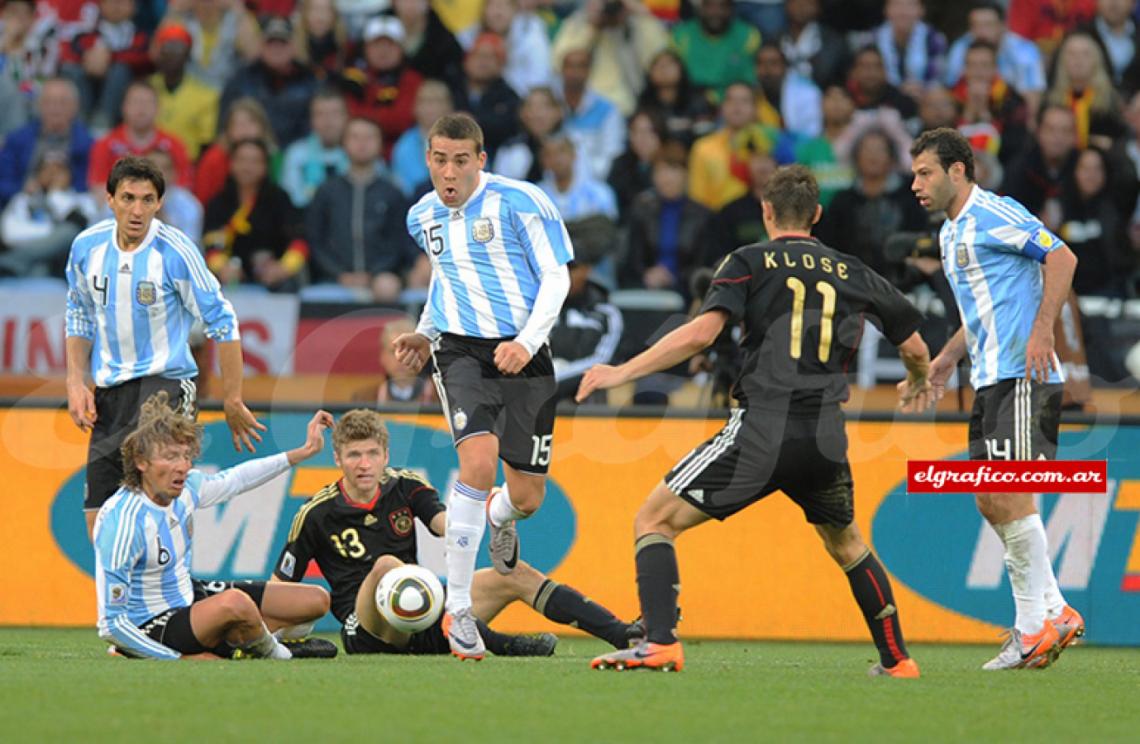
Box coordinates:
[970,0,1005,21]
[1036,101,1076,129]
[762,164,819,229]
[427,113,485,154]
[966,39,999,58]
[909,127,975,182]
[107,156,166,198]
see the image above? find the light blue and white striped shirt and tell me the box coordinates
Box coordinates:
[65,218,240,388]
[939,185,1065,389]
[408,172,574,347]
[93,453,290,659]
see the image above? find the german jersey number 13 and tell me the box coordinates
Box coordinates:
[785,277,837,363]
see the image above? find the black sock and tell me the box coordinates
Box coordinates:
[474,619,512,656]
[534,580,629,649]
[634,533,679,645]
[845,550,909,667]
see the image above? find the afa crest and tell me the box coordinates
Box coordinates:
[471,218,494,243]
[956,243,969,269]
[389,507,414,537]
[136,280,158,306]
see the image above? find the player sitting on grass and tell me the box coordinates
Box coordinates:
[95,393,337,660]
[271,409,643,657]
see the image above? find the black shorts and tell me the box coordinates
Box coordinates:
[430,333,557,474]
[340,611,449,655]
[138,580,266,656]
[664,407,854,527]
[969,379,1062,461]
[85,375,198,510]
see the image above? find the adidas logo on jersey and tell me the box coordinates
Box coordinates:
[364,514,378,526]
[688,489,705,503]
[120,263,131,274]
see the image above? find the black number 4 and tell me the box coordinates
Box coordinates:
[92,274,109,307]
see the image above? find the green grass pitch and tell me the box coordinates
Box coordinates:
[2,629,1138,743]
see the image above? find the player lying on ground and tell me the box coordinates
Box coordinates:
[577,165,932,675]
[95,393,335,660]
[271,409,643,657]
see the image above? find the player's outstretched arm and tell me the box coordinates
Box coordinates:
[286,410,335,465]
[895,331,934,413]
[576,311,727,402]
[217,339,267,452]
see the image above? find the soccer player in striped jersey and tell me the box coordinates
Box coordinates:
[906,127,1085,670]
[94,393,335,660]
[392,113,574,660]
[66,156,266,538]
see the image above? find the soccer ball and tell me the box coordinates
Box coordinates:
[375,564,445,633]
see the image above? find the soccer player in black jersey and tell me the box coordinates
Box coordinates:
[271,409,640,656]
[577,165,934,675]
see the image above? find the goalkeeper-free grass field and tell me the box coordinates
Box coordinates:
[2,629,1137,743]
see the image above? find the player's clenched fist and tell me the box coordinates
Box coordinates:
[493,341,531,375]
[392,332,431,373]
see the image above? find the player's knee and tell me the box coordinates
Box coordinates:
[370,554,405,579]
[633,501,676,540]
[308,586,332,618]
[510,481,545,514]
[217,589,260,624]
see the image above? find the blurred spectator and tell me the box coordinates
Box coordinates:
[220,15,319,148]
[493,86,572,182]
[916,83,959,132]
[972,145,1004,190]
[194,96,276,207]
[458,0,553,96]
[846,45,917,121]
[954,41,1029,166]
[1058,146,1135,296]
[551,0,670,116]
[623,140,711,294]
[689,82,775,210]
[394,0,465,84]
[204,137,307,291]
[792,84,856,206]
[0,78,92,209]
[539,133,618,222]
[279,88,350,208]
[557,47,625,181]
[146,147,203,242]
[293,0,349,80]
[1046,31,1127,150]
[1117,89,1140,222]
[165,0,261,91]
[672,0,761,100]
[450,32,520,160]
[708,148,776,257]
[60,0,151,130]
[353,317,439,404]
[392,79,453,197]
[305,118,423,302]
[1001,104,1078,223]
[1084,0,1140,91]
[778,0,849,90]
[635,48,717,147]
[88,80,193,191]
[0,148,97,277]
[549,220,623,403]
[753,41,822,138]
[1008,0,1096,58]
[607,108,665,222]
[341,15,422,160]
[737,0,787,38]
[815,127,927,282]
[0,0,61,96]
[0,75,28,142]
[944,1,1046,123]
[149,23,219,159]
[872,0,946,101]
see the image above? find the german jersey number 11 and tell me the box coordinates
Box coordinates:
[785,277,837,363]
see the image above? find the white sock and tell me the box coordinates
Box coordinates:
[487,484,527,528]
[274,621,315,641]
[445,481,488,612]
[1030,513,1068,618]
[992,516,1049,635]
[240,622,292,659]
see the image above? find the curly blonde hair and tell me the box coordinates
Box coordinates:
[333,409,390,453]
[120,392,202,490]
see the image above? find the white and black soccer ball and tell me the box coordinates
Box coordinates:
[374,564,445,633]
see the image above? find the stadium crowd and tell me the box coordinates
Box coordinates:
[4,0,1140,389]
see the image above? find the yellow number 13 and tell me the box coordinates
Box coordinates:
[785,277,837,362]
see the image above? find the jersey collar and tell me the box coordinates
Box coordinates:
[112,217,161,255]
[337,478,382,511]
[951,184,981,223]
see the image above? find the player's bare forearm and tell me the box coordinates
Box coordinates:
[935,327,967,366]
[618,312,727,385]
[65,336,92,386]
[1032,246,1077,334]
[217,340,245,404]
[286,410,333,465]
[898,332,931,380]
